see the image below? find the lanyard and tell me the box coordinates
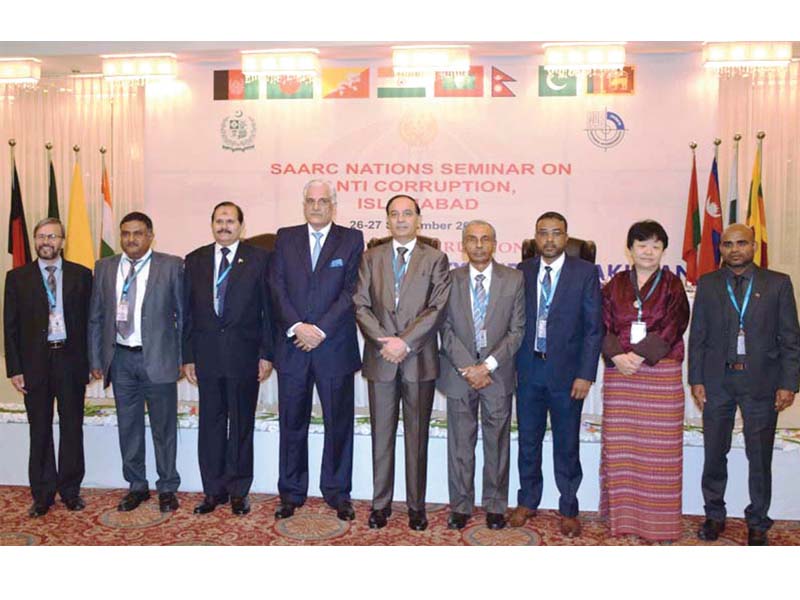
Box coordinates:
[725,276,753,330]
[539,267,562,314]
[40,270,57,309]
[216,263,233,291]
[631,267,663,321]
[471,275,490,324]
[120,255,152,298]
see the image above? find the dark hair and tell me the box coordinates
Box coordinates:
[212,201,244,223]
[535,211,568,232]
[385,194,421,216]
[120,211,153,231]
[627,220,669,250]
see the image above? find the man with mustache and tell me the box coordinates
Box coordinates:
[88,212,184,513]
[4,218,92,517]
[183,202,273,516]
[690,224,800,545]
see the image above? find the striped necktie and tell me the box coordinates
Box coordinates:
[473,273,487,348]
[536,266,552,352]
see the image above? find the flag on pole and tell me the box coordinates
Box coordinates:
[64,159,95,270]
[727,139,739,224]
[7,151,32,269]
[47,153,60,219]
[99,155,114,258]
[746,138,768,267]
[698,152,723,276]
[681,152,701,284]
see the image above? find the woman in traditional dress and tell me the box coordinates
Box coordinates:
[599,220,690,542]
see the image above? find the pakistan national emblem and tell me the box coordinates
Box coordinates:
[221,110,256,152]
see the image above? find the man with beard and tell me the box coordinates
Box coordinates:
[4,218,92,517]
[89,212,184,513]
[690,223,800,545]
[183,202,273,516]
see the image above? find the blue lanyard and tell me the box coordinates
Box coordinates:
[216,263,233,290]
[471,275,490,323]
[631,267,663,321]
[540,268,561,314]
[121,255,152,298]
[40,271,57,309]
[725,276,753,330]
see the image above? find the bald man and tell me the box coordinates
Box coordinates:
[689,224,800,545]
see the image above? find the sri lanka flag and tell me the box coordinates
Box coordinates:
[681,153,700,284]
[698,154,723,275]
[746,141,768,267]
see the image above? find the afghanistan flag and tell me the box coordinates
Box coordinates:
[7,155,32,269]
[267,76,313,99]
[746,141,768,267]
[434,66,484,97]
[213,70,259,100]
[698,154,723,276]
[681,153,700,284]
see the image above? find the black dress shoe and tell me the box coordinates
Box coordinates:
[117,490,151,512]
[63,496,86,512]
[336,501,356,521]
[408,509,428,531]
[486,513,506,530]
[447,512,470,530]
[28,501,50,518]
[158,492,179,513]
[231,495,251,515]
[368,507,391,529]
[697,518,726,541]
[747,528,768,546]
[275,501,297,519]
[193,494,229,514]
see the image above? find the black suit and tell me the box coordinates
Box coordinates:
[4,259,92,505]
[183,242,273,498]
[689,265,800,531]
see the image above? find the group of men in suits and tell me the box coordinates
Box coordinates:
[4,188,798,544]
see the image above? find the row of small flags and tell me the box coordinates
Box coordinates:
[682,136,768,284]
[213,65,636,101]
[8,147,114,271]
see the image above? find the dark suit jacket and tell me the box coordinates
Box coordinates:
[688,266,800,395]
[516,255,603,391]
[437,262,525,398]
[182,242,273,380]
[354,239,451,382]
[88,251,184,386]
[269,223,363,378]
[4,259,92,385]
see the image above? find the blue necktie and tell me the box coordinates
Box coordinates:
[216,247,230,316]
[536,266,552,352]
[311,231,323,271]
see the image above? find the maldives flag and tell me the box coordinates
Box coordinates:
[698,155,723,276]
[681,154,700,284]
[7,156,32,269]
[434,66,484,97]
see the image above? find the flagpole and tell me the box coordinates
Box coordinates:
[8,138,16,179]
[714,137,722,224]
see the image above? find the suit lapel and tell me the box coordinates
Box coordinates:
[746,266,764,325]
[458,267,476,334]
[398,241,424,299]
[29,262,49,321]
[61,261,77,306]
[483,261,502,334]
[547,256,569,316]
[106,255,122,303]
[222,243,247,316]
[142,252,161,310]
[381,242,397,310]
[528,259,541,317]
[292,226,312,276]
[314,223,342,274]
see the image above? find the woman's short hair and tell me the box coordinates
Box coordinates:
[627,220,669,250]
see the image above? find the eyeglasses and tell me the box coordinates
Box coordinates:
[35,233,63,242]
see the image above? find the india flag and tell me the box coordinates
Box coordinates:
[100,156,115,258]
[376,67,427,98]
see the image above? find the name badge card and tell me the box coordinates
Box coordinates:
[477,329,488,349]
[537,319,547,339]
[630,320,647,344]
[117,299,130,322]
[49,312,66,338]
[737,329,746,355]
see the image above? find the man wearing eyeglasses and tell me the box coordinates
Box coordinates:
[88,212,184,513]
[269,180,364,521]
[4,218,92,518]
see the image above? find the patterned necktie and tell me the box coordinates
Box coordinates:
[216,247,231,316]
[394,247,408,306]
[45,266,57,311]
[311,231,323,271]
[536,266,552,352]
[473,273,487,348]
[116,258,138,339]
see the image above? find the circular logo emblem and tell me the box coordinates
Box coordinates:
[221,110,256,152]
[585,109,627,150]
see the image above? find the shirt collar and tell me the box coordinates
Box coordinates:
[539,252,565,279]
[215,240,240,258]
[122,248,153,264]
[469,261,493,283]
[392,237,417,255]
[37,256,63,273]
[308,222,332,239]
[724,263,754,280]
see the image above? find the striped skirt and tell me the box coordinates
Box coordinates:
[599,360,684,541]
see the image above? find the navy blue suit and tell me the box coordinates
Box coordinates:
[269,223,363,507]
[515,255,602,517]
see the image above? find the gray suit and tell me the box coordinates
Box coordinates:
[437,262,525,515]
[354,239,451,511]
[89,251,184,493]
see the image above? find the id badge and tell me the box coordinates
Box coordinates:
[737,329,746,355]
[537,318,547,339]
[477,329,488,349]
[630,320,647,344]
[48,311,66,337]
[116,299,130,322]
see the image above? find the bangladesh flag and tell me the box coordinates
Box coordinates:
[267,77,313,99]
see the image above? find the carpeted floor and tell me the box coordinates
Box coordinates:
[1,485,798,546]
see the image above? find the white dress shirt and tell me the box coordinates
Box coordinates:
[287,223,333,338]
[214,240,240,314]
[115,248,153,346]
[468,262,498,372]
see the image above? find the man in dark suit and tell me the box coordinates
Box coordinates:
[4,217,92,517]
[437,220,525,530]
[354,194,451,531]
[689,223,800,546]
[270,180,364,521]
[510,211,602,537]
[183,201,273,516]
[89,212,183,513]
